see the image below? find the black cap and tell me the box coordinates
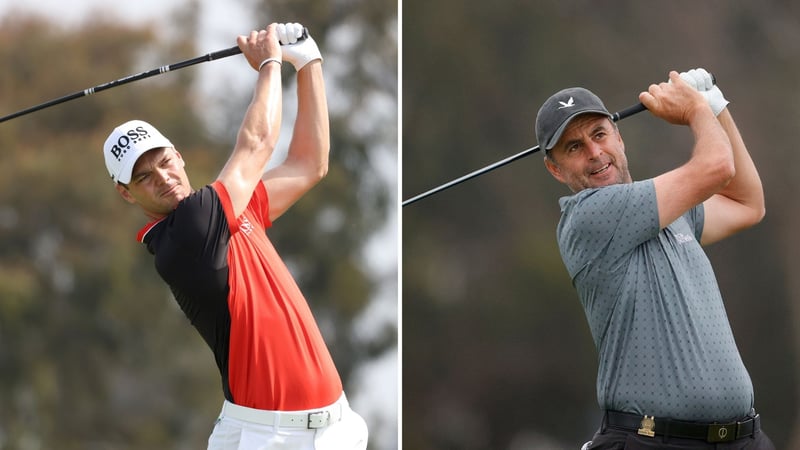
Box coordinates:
[535,87,612,151]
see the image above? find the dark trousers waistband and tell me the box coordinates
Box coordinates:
[604,410,761,443]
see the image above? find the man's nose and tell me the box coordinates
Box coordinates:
[586,141,604,159]
[154,167,171,184]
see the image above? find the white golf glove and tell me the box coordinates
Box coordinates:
[276,23,322,71]
[679,68,728,116]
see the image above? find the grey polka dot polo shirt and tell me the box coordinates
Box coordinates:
[556,179,753,421]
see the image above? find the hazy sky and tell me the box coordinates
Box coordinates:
[0,0,250,46]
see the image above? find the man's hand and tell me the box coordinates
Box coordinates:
[237,24,282,72]
[679,68,729,116]
[639,71,713,125]
[277,23,322,71]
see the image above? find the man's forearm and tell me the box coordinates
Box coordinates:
[236,63,283,159]
[286,60,329,178]
[715,109,765,217]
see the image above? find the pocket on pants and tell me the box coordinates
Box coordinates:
[313,408,369,450]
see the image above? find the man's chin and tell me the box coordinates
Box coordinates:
[571,168,631,191]
[588,169,630,189]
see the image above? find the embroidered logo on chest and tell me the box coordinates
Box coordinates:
[240,216,253,235]
[674,232,694,244]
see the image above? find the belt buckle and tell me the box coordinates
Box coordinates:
[307,410,330,429]
[707,422,737,443]
[637,415,656,437]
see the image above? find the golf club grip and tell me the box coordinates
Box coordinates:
[612,72,717,122]
[208,27,311,60]
[612,103,647,122]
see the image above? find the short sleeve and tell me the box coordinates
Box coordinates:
[557,180,660,280]
[211,181,273,233]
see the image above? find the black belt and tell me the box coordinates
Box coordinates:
[604,410,761,443]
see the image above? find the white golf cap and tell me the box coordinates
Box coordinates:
[103,119,173,184]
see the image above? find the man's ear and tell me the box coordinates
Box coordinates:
[544,155,566,184]
[115,183,137,204]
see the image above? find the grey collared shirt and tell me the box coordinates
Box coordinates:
[556,179,753,421]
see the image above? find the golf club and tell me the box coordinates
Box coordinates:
[403,73,717,207]
[0,28,308,124]
[401,102,647,207]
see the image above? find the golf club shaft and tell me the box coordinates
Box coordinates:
[0,29,308,123]
[403,72,719,207]
[0,47,242,124]
[401,101,647,207]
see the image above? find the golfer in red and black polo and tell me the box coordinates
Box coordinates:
[102,23,367,450]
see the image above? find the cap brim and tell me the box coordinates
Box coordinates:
[115,144,171,184]
[545,109,613,151]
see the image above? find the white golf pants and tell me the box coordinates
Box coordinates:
[207,393,368,450]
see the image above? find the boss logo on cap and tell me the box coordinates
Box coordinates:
[109,126,152,162]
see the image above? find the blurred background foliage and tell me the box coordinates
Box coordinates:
[403,1,799,449]
[0,0,397,448]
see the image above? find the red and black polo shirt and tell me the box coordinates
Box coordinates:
[137,181,342,411]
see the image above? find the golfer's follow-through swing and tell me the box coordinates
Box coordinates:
[409,67,774,449]
[532,68,772,450]
[9,22,370,450]
[545,69,774,449]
